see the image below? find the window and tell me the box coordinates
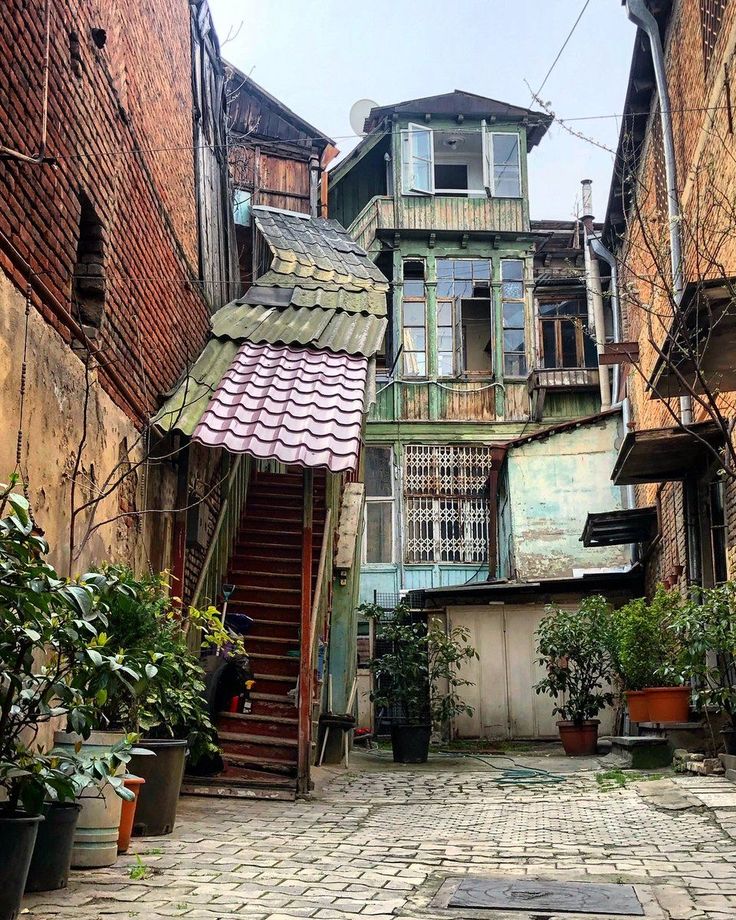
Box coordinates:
[233,188,252,226]
[538,296,598,369]
[701,0,727,73]
[483,131,521,198]
[404,445,492,564]
[73,192,106,333]
[501,260,526,376]
[707,474,728,585]
[363,447,394,564]
[434,163,468,195]
[402,260,427,376]
[436,258,492,376]
[401,123,434,194]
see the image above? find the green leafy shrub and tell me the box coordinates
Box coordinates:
[0,478,135,814]
[361,600,478,728]
[534,596,616,724]
[614,586,685,690]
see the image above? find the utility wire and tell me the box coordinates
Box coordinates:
[533,0,592,100]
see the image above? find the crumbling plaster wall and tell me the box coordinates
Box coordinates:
[506,415,630,579]
[0,269,176,577]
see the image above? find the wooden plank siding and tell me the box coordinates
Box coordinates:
[348,195,527,251]
[371,380,504,423]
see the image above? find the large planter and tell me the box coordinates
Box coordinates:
[129,739,187,836]
[557,719,600,756]
[117,775,145,854]
[625,690,650,723]
[390,724,431,764]
[644,686,690,723]
[54,730,124,868]
[25,802,80,893]
[721,727,736,755]
[0,812,43,920]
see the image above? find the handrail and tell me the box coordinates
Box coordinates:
[309,507,332,654]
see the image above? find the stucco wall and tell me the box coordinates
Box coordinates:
[0,269,176,577]
[505,415,630,580]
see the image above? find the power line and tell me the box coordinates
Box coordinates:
[533,0,591,99]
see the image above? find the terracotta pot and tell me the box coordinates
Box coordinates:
[557,719,600,756]
[644,686,690,723]
[625,690,650,723]
[117,775,145,854]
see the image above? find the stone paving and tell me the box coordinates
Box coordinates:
[22,751,736,920]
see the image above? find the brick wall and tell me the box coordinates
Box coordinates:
[0,0,212,422]
[616,0,736,591]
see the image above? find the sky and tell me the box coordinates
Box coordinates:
[208,0,635,221]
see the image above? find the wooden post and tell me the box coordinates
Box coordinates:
[297,467,314,795]
[171,438,190,608]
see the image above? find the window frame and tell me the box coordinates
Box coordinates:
[435,258,493,379]
[400,123,435,196]
[401,259,428,378]
[483,130,522,199]
[501,258,527,378]
[363,446,396,565]
[536,294,596,370]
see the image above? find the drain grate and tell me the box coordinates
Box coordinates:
[445,877,644,916]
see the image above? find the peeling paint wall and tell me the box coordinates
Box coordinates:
[504,415,630,580]
[0,270,176,577]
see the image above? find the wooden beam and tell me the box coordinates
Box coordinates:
[297,467,314,796]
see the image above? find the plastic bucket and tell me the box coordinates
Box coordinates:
[0,812,43,919]
[129,739,187,836]
[25,802,81,892]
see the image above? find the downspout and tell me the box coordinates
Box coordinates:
[625,0,692,425]
[581,180,611,409]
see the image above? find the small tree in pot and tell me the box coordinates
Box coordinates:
[671,582,736,753]
[362,600,478,763]
[534,596,615,756]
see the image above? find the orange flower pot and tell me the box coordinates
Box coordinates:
[557,720,600,756]
[625,690,650,723]
[644,686,690,723]
[117,775,145,854]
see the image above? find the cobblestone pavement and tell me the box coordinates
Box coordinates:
[22,753,736,920]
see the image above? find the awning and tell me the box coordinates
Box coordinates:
[581,508,658,547]
[191,340,368,473]
[649,279,736,398]
[611,421,723,486]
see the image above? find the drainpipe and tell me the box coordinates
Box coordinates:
[625,0,692,425]
[309,154,320,218]
[581,180,611,409]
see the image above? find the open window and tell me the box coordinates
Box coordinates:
[436,259,493,377]
[402,259,427,376]
[538,294,597,369]
[401,123,434,195]
[483,127,521,198]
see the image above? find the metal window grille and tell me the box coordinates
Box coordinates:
[404,445,491,564]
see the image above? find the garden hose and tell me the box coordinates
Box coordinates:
[362,747,566,786]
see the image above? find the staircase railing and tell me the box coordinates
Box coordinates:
[188,455,250,649]
[297,503,332,794]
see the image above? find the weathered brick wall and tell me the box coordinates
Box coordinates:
[0,0,211,421]
[617,0,736,591]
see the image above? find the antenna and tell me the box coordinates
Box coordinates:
[349,98,379,137]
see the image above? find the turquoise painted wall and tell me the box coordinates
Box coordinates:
[504,414,630,579]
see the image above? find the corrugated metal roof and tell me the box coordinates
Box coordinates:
[191,341,367,473]
[153,338,239,436]
[254,208,388,289]
[210,301,387,356]
[244,282,386,316]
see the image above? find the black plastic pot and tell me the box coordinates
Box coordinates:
[129,738,187,836]
[25,802,81,893]
[0,812,43,920]
[390,724,431,763]
[721,727,736,755]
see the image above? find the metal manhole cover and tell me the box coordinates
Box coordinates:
[447,877,644,916]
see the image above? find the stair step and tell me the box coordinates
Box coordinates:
[227,570,301,588]
[229,555,318,573]
[218,713,298,740]
[244,620,300,640]
[251,673,298,695]
[181,780,296,802]
[220,737,298,765]
[221,752,297,775]
[227,584,301,597]
[247,653,300,677]
[229,603,300,622]
[218,711,298,726]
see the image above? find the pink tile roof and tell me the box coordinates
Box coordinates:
[192,341,368,473]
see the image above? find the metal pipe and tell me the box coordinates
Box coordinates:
[580,180,611,409]
[625,0,692,424]
[589,234,621,401]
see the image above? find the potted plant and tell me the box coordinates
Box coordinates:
[534,596,615,756]
[76,567,239,836]
[636,587,690,723]
[362,600,478,763]
[0,480,134,914]
[671,582,736,753]
[613,596,664,722]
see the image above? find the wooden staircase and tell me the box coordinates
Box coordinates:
[209,469,326,800]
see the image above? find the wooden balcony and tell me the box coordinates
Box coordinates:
[530,367,600,391]
[349,195,528,251]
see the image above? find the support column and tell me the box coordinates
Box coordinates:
[297,467,314,795]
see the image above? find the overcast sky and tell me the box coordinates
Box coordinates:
[208,0,635,221]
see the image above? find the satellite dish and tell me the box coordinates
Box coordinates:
[349,98,379,136]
